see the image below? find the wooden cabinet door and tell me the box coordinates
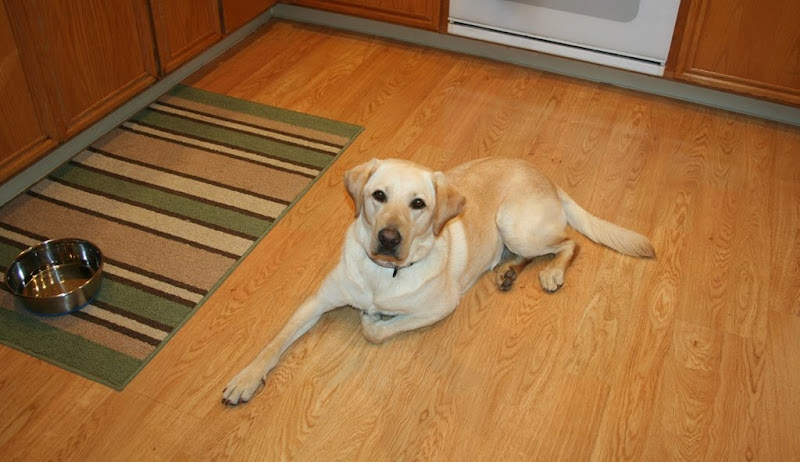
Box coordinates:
[5,0,158,140]
[222,0,276,34]
[668,0,800,106]
[150,0,223,74]
[287,0,442,31]
[0,1,56,182]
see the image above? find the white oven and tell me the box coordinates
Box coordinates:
[448,0,682,76]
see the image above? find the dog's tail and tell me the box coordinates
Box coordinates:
[557,188,655,258]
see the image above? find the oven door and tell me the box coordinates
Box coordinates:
[448,0,682,75]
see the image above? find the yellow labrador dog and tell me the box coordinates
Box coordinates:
[223,157,654,405]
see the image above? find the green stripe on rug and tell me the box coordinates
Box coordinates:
[0,84,362,390]
[0,240,24,267]
[169,84,360,138]
[0,309,141,388]
[93,278,193,328]
[50,163,271,238]
[130,110,335,169]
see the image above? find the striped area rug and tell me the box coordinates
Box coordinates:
[0,84,362,389]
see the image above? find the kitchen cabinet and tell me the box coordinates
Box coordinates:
[286,0,443,31]
[668,0,800,106]
[150,0,223,74]
[4,0,158,141]
[0,0,274,184]
[222,0,277,33]
[0,1,56,183]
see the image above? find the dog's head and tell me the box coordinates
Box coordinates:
[344,158,465,269]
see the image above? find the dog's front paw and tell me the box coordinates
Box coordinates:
[222,366,265,406]
[539,267,564,293]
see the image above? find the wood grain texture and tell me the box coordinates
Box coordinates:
[669,0,800,106]
[150,0,223,74]
[2,20,800,460]
[0,1,55,182]
[286,0,442,30]
[4,0,158,140]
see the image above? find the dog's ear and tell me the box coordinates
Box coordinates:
[432,172,465,236]
[344,159,379,217]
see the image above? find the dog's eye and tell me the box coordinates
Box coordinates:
[410,198,426,210]
[372,190,386,202]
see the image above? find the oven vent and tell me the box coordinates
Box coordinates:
[448,18,666,76]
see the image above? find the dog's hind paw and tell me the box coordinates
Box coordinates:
[495,265,518,291]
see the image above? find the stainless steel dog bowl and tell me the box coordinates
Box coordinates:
[4,238,103,315]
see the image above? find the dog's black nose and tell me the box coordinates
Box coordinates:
[378,228,402,250]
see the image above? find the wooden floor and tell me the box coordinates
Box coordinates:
[3,20,800,461]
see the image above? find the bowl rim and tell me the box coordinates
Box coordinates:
[4,237,104,301]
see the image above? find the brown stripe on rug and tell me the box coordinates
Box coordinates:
[122,120,324,173]
[119,122,320,178]
[71,150,286,219]
[0,222,205,306]
[0,290,157,360]
[89,128,311,203]
[45,175,258,241]
[157,94,351,148]
[86,146,292,206]
[101,272,200,307]
[63,160,274,224]
[91,299,174,334]
[70,311,163,346]
[0,84,361,389]
[149,103,342,155]
[27,185,245,260]
[5,191,237,290]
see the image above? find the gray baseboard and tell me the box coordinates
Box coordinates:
[272,4,800,129]
[0,9,274,206]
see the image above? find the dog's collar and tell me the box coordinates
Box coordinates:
[365,249,413,277]
[392,263,413,278]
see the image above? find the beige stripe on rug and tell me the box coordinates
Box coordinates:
[0,197,234,290]
[158,94,352,147]
[122,122,321,176]
[72,151,286,218]
[93,129,309,202]
[30,180,254,256]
